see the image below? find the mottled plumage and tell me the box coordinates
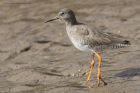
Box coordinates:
[66,23,130,52]
[45,8,130,87]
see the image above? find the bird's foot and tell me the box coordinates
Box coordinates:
[97,78,107,87]
[82,80,94,88]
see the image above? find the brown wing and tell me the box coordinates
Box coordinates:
[75,24,130,46]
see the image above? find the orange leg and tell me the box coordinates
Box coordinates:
[95,52,107,86]
[87,54,95,81]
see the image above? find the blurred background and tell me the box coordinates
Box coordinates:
[0,0,140,93]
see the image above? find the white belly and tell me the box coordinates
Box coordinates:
[69,37,91,52]
[66,26,92,52]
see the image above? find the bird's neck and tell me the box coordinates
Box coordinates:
[65,18,78,26]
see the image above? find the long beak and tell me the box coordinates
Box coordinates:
[45,16,59,23]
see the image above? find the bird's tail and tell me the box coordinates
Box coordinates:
[122,40,131,45]
[111,40,131,49]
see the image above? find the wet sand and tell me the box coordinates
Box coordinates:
[0,0,140,93]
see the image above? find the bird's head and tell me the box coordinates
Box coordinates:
[45,8,77,24]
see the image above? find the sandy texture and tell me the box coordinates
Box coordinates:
[0,0,140,93]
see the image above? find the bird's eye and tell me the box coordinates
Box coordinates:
[60,12,65,16]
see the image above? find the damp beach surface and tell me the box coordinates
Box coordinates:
[0,0,140,93]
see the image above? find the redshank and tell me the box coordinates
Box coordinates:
[45,8,130,86]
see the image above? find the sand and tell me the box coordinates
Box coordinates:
[0,0,140,93]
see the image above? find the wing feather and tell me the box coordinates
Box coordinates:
[75,24,130,47]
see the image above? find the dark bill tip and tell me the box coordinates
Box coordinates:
[45,17,59,23]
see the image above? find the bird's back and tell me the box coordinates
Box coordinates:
[66,23,130,51]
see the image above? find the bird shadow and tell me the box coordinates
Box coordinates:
[115,68,140,78]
